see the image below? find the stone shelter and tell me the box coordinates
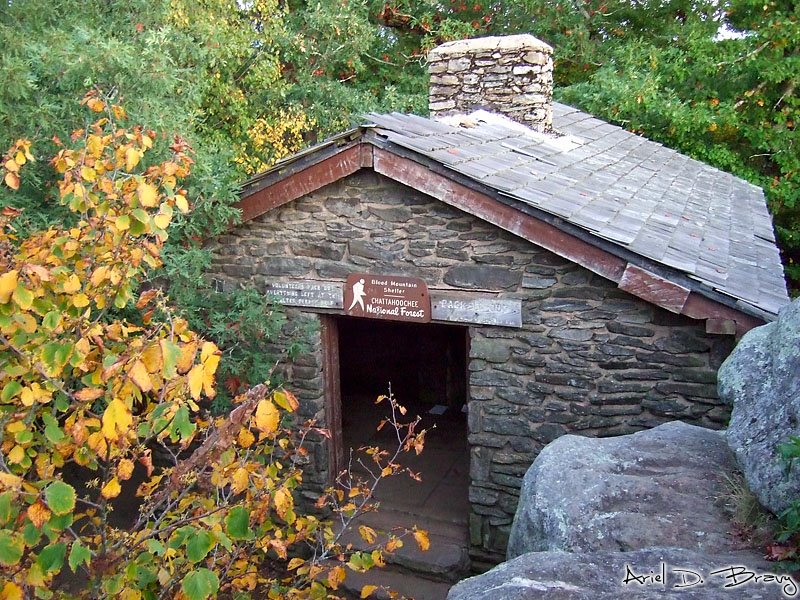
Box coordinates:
[207,35,790,565]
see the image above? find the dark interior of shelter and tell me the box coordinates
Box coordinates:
[338,317,468,409]
[336,317,470,533]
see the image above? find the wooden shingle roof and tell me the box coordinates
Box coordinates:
[364,105,789,318]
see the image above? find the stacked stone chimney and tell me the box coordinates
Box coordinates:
[428,34,554,132]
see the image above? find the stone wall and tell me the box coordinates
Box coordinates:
[428,34,554,132]
[207,170,735,563]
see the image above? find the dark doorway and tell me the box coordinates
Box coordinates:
[335,316,471,543]
[338,317,468,411]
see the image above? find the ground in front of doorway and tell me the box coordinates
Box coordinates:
[339,394,472,598]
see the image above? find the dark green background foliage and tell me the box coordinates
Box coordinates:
[0,0,287,405]
[350,0,798,291]
[1,1,796,392]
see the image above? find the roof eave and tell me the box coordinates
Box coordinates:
[238,133,371,222]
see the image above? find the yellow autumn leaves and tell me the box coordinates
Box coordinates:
[250,389,300,437]
[0,98,220,486]
[1,139,34,190]
[187,342,221,400]
[0,93,437,600]
[253,397,279,434]
[0,270,19,304]
[100,477,122,500]
[97,457,135,499]
[137,181,159,207]
[235,108,315,175]
[101,398,134,441]
[0,96,323,600]
[50,92,191,235]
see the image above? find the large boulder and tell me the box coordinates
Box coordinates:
[507,421,741,558]
[447,548,790,599]
[719,298,800,515]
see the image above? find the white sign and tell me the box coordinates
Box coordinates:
[265,280,343,309]
[431,294,522,327]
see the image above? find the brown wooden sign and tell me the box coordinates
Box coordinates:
[344,273,430,323]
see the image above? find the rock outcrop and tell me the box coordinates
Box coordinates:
[451,421,796,599]
[507,421,741,558]
[719,298,800,515]
[448,548,790,599]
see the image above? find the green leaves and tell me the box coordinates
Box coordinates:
[557,0,799,292]
[1,381,22,403]
[181,568,220,600]
[42,310,61,330]
[168,405,196,441]
[41,342,73,375]
[225,506,253,540]
[42,414,66,444]
[0,530,25,567]
[68,540,92,573]
[0,493,13,526]
[44,481,76,516]
[36,542,66,573]
[161,339,181,379]
[12,283,33,310]
[346,551,376,573]
[186,530,215,563]
[0,4,440,598]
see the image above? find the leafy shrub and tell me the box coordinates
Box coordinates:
[0,94,427,599]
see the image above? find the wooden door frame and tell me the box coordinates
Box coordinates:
[320,315,343,486]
